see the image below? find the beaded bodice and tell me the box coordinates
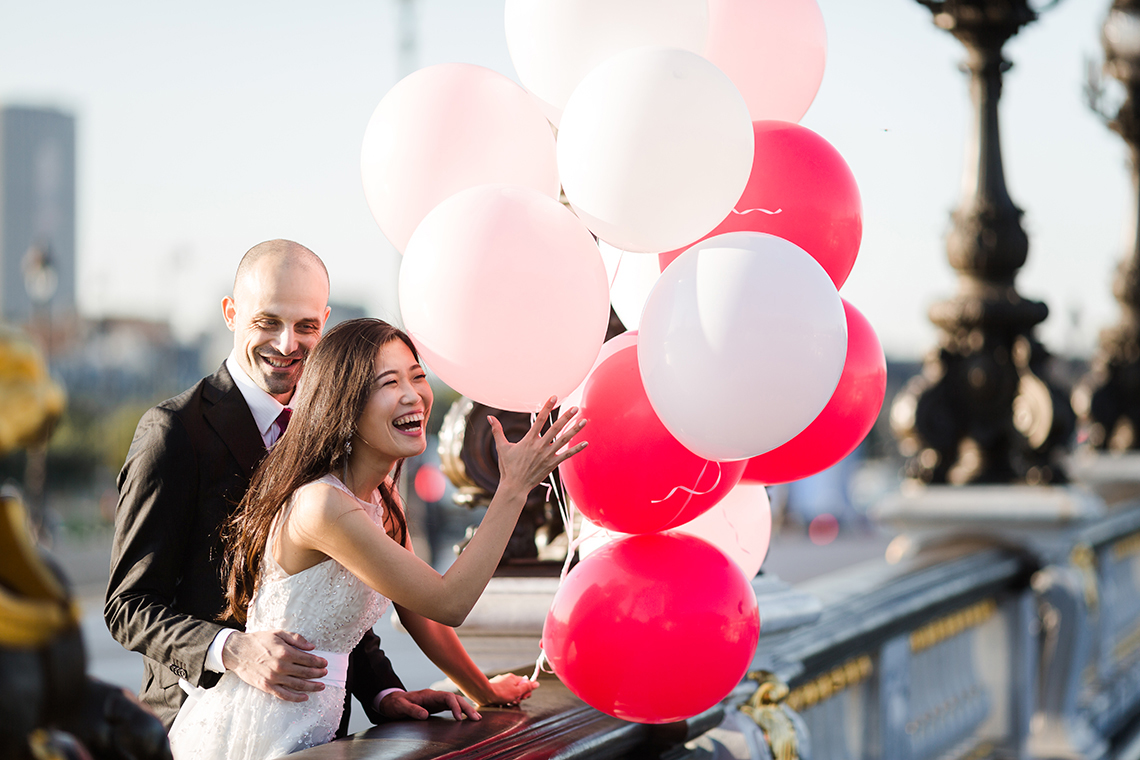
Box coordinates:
[245,474,390,653]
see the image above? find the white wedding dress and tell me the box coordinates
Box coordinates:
[168,474,391,760]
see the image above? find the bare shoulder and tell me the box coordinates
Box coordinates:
[291,479,365,527]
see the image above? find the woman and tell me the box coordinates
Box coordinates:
[167,318,586,759]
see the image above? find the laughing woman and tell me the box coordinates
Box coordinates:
[167,318,586,760]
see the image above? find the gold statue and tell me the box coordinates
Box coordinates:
[0,324,170,760]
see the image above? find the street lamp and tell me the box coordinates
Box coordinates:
[892,0,1074,484]
[1073,0,1140,450]
[20,242,58,541]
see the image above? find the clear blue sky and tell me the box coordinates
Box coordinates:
[0,0,1126,359]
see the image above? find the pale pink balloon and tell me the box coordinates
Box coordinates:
[577,481,771,578]
[673,483,772,579]
[704,0,827,122]
[400,184,610,413]
[361,63,560,254]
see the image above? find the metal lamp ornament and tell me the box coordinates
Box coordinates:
[892,0,1074,485]
[1074,0,1140,451]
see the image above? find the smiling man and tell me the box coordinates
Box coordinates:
[106,240,467,734]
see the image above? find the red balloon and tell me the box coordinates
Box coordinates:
[659,120,862,289]
[560,332,745,534]
[742,300,886,485]
[542,532,760,723]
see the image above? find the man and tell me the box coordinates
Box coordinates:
[106,239,471,731]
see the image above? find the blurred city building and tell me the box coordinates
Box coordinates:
[0,105,76,323]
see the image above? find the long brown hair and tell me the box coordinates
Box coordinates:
[221,318,418,624]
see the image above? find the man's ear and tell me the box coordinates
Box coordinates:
[222,297,238,332]
[321,305,331,330]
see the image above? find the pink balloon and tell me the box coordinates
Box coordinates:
[673,483,772,579]
[543,532,760,724]
[576,482,772,578]
[400,185,609,412]
[742,300,886,485]
[660,121,863,290]
[559,333,745,534]
[704,0,827,122]
[361,63,560,254]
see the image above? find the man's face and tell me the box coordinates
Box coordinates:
[222,262,330,403]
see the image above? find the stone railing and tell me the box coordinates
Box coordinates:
[293,462,1140,760]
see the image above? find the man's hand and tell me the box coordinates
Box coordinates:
[222,630,327,702]
[378,688,482,721]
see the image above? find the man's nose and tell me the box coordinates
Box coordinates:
[273,327,299,356]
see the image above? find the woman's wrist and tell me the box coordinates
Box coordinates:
[493,479,531,506]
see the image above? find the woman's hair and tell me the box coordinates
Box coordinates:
[221,318,419,623]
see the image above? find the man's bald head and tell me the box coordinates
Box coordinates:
[223,240,331,403]
[233,239,329,299]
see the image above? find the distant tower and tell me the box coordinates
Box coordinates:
[0,106,77,323]
[397,0,418,78]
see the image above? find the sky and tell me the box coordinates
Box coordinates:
[0,0,1129,361]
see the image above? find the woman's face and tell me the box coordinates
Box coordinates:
[354,339,433,461]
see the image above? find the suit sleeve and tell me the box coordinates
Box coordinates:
[104,405,226,687]
[352,627,406,723]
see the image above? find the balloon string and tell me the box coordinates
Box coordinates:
[731,207,782,216]
[530,651,550,681]
[723,501,747,554]
[608,250,623,291]
[650,460,722,504]
[529,408,581,681]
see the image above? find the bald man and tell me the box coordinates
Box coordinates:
[106,240,468,732]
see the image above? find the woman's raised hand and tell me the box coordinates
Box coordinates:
[487,397,587,496]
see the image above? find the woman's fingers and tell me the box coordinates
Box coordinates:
[554,440,588,466]
[491,398,590,488]
[525,397,559,440]
[487,415,509,449]
[550,416,587,452]
[541,406,580,444]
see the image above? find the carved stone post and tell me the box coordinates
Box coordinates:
[892,0,1074,484]
[1074,0,1140,451]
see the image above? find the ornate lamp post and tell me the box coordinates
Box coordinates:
[1074,0,1140,451]
[20,242,58,539]
[892,0,1074,484]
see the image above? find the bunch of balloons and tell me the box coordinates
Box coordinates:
[360,0,887,726]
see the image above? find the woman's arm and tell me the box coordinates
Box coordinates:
[394,604,537,706]
[287,399,585,627]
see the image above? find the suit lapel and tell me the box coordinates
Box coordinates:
[202,364,267,477]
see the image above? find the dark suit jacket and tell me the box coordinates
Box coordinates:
[105,363,404,731]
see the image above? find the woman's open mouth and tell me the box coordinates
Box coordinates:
[393,412,424,435]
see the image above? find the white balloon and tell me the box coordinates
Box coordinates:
[557,47,753,254]
[599,241,663,330]
[504,0,709,126]
[638,232,847,461]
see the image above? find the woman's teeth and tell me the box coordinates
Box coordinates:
[393,413,424,431]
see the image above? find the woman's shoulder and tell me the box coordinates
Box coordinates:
[292,475,360,519]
